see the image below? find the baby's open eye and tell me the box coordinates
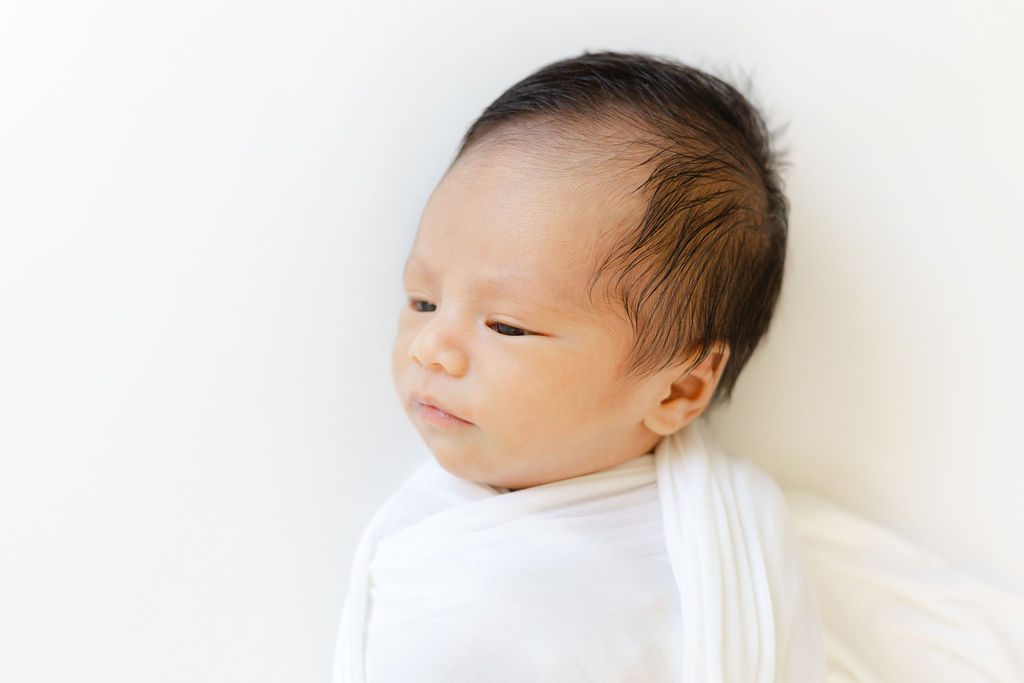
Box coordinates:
[411,300,436,313]
[488,321,530,336]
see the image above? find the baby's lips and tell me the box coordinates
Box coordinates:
[410,392,473,424]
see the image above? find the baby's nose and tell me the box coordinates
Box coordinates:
[408,320,469,377]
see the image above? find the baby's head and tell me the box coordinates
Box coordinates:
[392,51,786,490]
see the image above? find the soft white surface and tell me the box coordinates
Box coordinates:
[2,0,1022,681]
[786,491,1024,682]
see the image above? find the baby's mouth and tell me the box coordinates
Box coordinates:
[410,393,473,427]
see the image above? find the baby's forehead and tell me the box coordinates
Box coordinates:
[455,135,645,239]
[416,133,651,312]
[455,123,652,238]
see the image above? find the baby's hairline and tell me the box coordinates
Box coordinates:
[451,109,664,179]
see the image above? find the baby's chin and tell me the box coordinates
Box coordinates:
[420,437,531,490]
[429,451,578,492]
[428,445,502,488]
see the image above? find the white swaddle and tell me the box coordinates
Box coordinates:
[333,424,826,682]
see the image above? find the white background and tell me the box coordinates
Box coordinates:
[2,1,1021,681]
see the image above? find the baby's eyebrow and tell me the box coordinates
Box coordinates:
[474,272,534,299]
[404,257,532,298]
[402,257,433,281]
[403,257,582,316]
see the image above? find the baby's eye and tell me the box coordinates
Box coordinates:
[488,321,530,336]
[411,300,436,313]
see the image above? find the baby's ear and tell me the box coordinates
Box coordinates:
[642,345,730,436]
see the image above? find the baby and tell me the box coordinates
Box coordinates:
[335,51,825,682]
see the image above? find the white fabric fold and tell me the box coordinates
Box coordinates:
[787,491,1024,682]
[333,424,826,682]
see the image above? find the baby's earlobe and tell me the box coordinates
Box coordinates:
[642,413,678,437]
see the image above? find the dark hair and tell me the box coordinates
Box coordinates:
[454,51,787,407]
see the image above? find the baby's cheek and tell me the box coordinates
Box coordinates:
[527,357,598,416]
[541,361,581,391]
[542,346,606,386]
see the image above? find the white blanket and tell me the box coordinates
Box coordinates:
[333,424,826,682]
[787,491,1024,682]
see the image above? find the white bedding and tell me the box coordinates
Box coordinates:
[785,492,1024,682]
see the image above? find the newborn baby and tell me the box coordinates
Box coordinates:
[335,51,825,683]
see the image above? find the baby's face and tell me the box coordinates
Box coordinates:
[392,140,668,490]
